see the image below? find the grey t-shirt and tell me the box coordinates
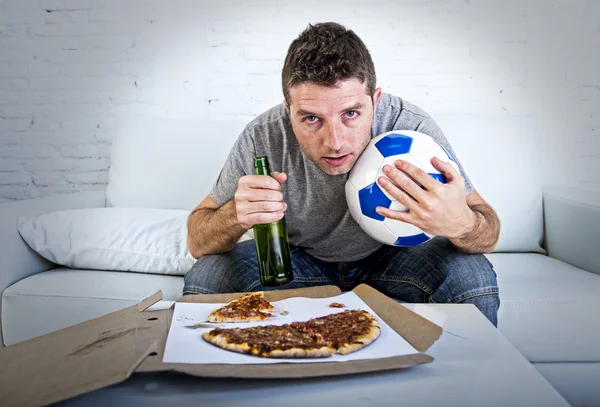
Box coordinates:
[210,93,473,262]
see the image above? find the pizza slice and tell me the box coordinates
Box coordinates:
[206,292,275,323]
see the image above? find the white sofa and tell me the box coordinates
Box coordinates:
[1,116,599,406]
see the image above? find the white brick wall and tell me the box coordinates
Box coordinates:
[0,0,599,201]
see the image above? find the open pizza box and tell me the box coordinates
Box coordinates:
[0,284,443,406]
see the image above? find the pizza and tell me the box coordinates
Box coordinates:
[206,292,275,323]
[202,309,381,358]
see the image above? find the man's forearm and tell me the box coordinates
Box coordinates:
[449,204,500,254]
[187,200,247,259]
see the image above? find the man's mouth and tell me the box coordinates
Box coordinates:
[323,154,350,167]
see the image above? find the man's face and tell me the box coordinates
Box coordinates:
[286,78,382,175]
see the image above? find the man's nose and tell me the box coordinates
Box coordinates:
[323,123,344,151]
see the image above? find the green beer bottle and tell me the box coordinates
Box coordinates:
[252,156,294,287]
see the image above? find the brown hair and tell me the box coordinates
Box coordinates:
[282,22,376,105]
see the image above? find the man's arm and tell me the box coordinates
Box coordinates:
[448,190,500,254]
[187,172,288,259]
[187,195,246,259]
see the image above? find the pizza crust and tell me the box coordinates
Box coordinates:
[206,313,269,323]
[202,331,252,354]
[264,346,334,358]
[336,324,381,355]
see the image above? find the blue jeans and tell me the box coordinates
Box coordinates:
[183,237,500,326]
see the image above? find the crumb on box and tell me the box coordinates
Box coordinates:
[329,302,345,308]
[280,310,290,316]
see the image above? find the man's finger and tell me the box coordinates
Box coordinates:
[249,189,284,202]
[271,172,288,184]
[236,188,283,203]
[245,201,287,215]
[377,176,420,212]
[382,164,428,204]
[242,174,282,190]
[431,157,459,183]
[251,211,285,225]
[375,206,414,224]
[395,159,439,192]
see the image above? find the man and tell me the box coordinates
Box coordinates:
[185,22,501,326]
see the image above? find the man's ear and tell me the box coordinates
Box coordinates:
[283,99,289,110]
[373,87,382,107]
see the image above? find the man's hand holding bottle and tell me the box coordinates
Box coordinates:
[234,172,288,230]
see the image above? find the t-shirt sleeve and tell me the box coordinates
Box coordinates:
[209,129,256,207]
[414,116,474,195]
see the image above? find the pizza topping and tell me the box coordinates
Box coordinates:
[329,302,345,308]
[219,294,273,315]
[292,310,375,347]
[207,292,275,322]
[210,325,328,354]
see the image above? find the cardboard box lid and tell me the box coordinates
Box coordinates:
[0,284,442,406]
[0,291,162,407]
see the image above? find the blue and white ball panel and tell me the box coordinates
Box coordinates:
[344,180,363,224]
[359,215,399,245]
[393,233,431,247]
[357,181,391,221]
[405,130,459,177]
[360,214,433,247]
[389,199,410,212]
[384,216,433,240]
[374,132,413,157]
[347,138,385,190]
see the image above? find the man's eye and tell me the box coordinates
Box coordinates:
[305,116,318,123]
[346,111,357,118]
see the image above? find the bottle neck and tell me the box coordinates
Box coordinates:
[254,156,271,176]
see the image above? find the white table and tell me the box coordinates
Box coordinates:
[58,303,569,407]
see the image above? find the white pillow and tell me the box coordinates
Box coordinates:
[17,208,196,275]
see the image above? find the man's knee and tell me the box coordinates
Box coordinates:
[183,241,260,295]
[431,253,499,326]
[432,253,498,303]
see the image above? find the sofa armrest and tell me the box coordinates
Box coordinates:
[543,187,600,275]
[0,189,106,346]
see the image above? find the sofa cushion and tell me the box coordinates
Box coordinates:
[106,117,247,210]
[543,187,600,276]
[1,268,183,346]
[489,253,600,363]
[17,207,194,275]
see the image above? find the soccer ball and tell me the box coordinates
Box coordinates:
[345,130,460,247]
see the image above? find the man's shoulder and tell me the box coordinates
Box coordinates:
[378,92,432,120]
[373,93,434,135]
